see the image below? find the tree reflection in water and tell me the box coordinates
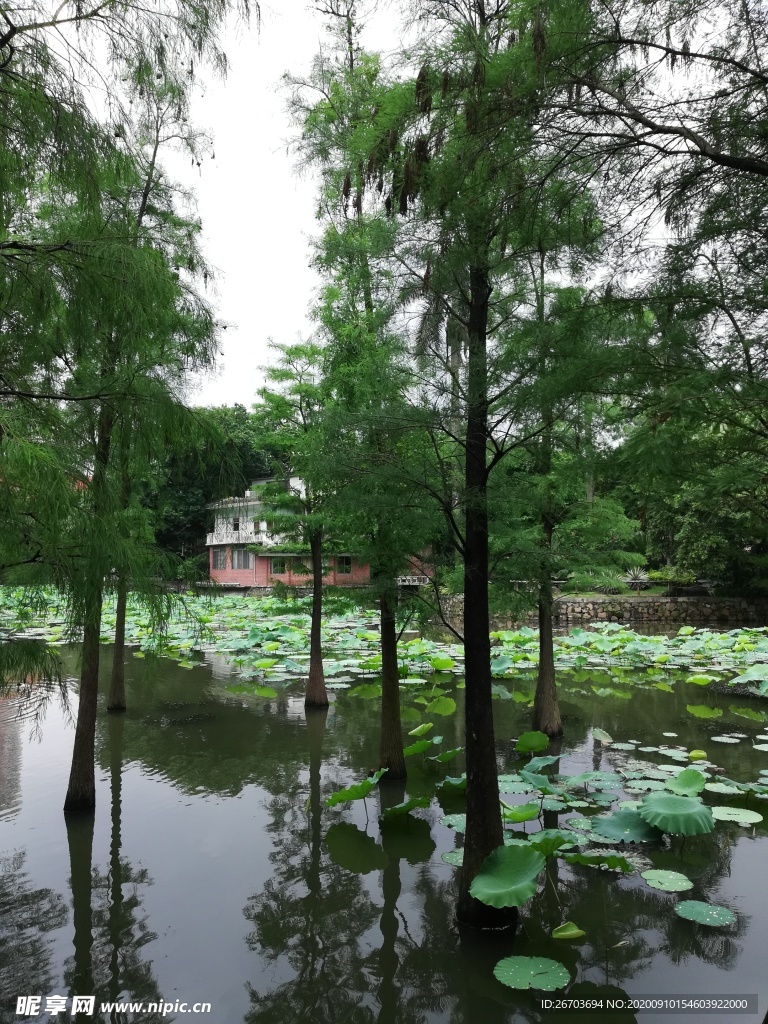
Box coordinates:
[64,711,168,1024]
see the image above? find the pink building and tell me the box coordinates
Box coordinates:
[206,483,371,588]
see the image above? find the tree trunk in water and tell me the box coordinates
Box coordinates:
[533,580,562,737]
[66,811,95,1018]
[64,592,102,814]
[379,588,406,779]
[107,578,128,712]
[456,264,516,931]
[305,528,328,707]
[107,710,125,1002]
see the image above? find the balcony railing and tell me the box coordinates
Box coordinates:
[206,529,267,546]
[397,575,430,587]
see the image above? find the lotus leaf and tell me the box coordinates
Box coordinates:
[704,782,742,795]
[641,869,693,892]
[592,728,613,743]
[430,655,455,670]
[502,801,540,824]
[638,793,714,836]
[525,755,561,772]
[515,731,549,753]
[551,921,585,940]
[562,850,635,872]
[710,735,740,744]
[689,749,707,761]
[403,738,436,757]
[470,845,546,908]
[380,796,431,818]
[753,744,768,752]
[440,813,466,833]
[326,768,387,808]
[528,829,585,855]
[408,722,433,737]
[425,696,457,716]
[664,769,706,796]
[441,849,463,866]
[493,955,570,991]
[711,806,763,824]
[437,775,467,793]
[592,810,663,843]
[674,900,736,927]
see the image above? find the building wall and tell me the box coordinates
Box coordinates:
[209,547,370,587]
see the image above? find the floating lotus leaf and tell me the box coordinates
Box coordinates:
[441,849,463,866]
[592,810,663,843]
[541,797,568,811]
[711,806,763,825]
[380,796,430,818]
[618,800,643,810]
[502,801,540,824]
[592,728,613,743]
[470,845,546,908]
[515,731,549,753]
[674,900,736,927]
[665,769,706,796]
[705,782,742,795]
[654,682,674,692]
[638,793,714,836]
[440,813,466,833]
[687,673,716,685]
[565,817,593,831]
[710,735,740,744]
[753,744,768,752]
[528,829,583,856]
[493,955,570,992]
[663,731,678,737]
[686,705,723,719]
[552,921,585,940]
[626,780,667,793]
[610,742,636,751]
[326,768,387,807]
[562,850,635,872]
[641,869,693,892]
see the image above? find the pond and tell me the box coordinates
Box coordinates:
[1,640,767,1024]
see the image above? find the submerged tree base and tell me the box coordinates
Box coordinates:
[456,890,518,932]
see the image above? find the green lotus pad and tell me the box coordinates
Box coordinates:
[552,921,586,940]
[592,728,613,743]
[326,768,387,807]
[440,813,466,833]
[592,809,663,843]
[641,869,693,892]
[470,845,546,908]
[711,806,763,825]
[638,793,714,836]
[441,849,464,866]
[674,900,736,927]
[664,769,706,796]
[501,802,540,824]
[515,731,549,753]
[493,956,570,991]
[689,750,707,761]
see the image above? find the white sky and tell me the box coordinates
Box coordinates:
[176,2,400,408]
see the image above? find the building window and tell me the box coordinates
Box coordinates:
[270,557,287,575]
[212,547,227,570]
[292,557,310,576]
[338,555,352,575]
[232,516,240,532]
[232,546,252,569]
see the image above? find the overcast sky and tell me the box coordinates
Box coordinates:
[175,2,399,408]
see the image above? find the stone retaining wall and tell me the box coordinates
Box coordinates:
[438,594,768,630]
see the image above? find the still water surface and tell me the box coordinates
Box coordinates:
[1,648,767,1024]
